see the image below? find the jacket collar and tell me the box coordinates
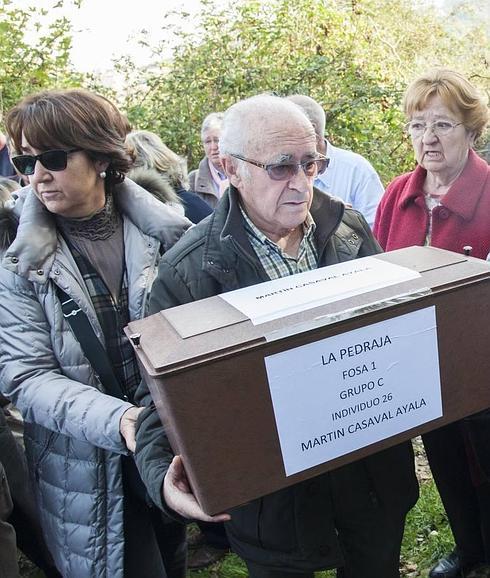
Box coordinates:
[203,186,257,275]
[310,187,345,249]
[2,178,191,282]
[398,149,488,221]
[195,157,220,200]
[202,185,345,274]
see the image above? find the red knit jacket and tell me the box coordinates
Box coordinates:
[374,149,490,259]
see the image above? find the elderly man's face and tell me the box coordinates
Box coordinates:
[230,118,317,241]
[202,127,223,171]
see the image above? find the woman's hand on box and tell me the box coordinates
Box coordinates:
[120,406,145,453]
[163,455,231,522]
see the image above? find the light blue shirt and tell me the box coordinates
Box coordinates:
[314,141,384,228]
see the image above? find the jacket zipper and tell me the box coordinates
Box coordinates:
[140,240,161,317]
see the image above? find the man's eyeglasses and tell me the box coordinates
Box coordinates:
[404,120,463,139]
[11,148,81,175]
[229,153,329,181]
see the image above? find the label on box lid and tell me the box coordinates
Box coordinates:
[220,256,421,325]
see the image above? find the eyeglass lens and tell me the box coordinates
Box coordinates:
[12,149,73,175]
[268,158,327,181]
[406,121,460,138]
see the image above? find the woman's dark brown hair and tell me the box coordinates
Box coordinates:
[5,89,132,185]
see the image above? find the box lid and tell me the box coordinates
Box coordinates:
[126,246,490,376]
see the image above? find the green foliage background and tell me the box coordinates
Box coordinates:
[117,0,489,184]
[0,0,83,114]
[1,0,489,183]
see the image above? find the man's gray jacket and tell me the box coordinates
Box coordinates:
[135,186,419,572]
[188,157,220,209]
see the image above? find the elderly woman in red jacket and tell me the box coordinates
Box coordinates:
[374,68,489,578]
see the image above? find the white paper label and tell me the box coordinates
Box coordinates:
[264,307,442,476]
[220,256,421,325]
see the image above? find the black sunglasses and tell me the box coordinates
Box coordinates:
[230,153,329,181]
[11,148,81,176]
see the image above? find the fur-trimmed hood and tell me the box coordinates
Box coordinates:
[127,167,184,215]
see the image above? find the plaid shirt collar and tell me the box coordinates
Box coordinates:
[239,204,318,280]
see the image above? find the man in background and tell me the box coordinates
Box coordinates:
[189,112,229,208]
[288,94,384,228]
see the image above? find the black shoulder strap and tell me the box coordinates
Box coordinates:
[56,286,128,402]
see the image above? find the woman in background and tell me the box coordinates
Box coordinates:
[126,129,212,224]
[374,68,490,578]
[0,176,19,200]
[126,129,225,569]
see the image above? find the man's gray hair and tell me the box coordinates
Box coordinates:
[220,94,312,158]
[201,112,225,139]
[286,94,326,139]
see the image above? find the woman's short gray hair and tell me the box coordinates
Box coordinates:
[201,112,225,140]
[126,130,189,190]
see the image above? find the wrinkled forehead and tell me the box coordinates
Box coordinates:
[248,117,317,161]
[410,94,462,120]
[202,126,221,141]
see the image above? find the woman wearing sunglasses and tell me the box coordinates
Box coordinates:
[0,89,191,578]
[374,69,490,578]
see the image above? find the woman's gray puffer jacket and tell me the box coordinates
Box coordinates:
[0,179,191,577]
